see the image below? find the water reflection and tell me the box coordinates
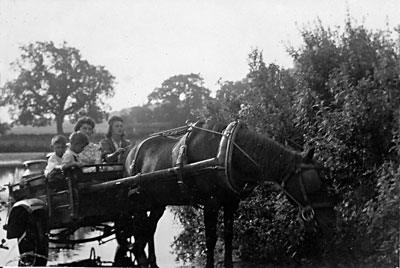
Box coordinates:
[0,166,22,266]
[0,161,184,267]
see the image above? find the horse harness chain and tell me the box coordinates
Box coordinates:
[189,121,333,222]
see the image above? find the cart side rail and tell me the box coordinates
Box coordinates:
[79,157,221,193]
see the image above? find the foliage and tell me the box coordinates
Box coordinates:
[124,106,154,124]
[239,49,299,144]
[235,187,301,263]
[0,41,115,134]
[202,79,248,122]
[332,160,400,267]
[147,73,211,126]
[290,20,400,267]
[0,121,11,135]
[171,206,206,264]
[171,17,400,267]
[361,161,399,265]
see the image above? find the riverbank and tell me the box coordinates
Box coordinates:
[0,152,48,167]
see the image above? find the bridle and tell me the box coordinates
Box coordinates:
[280,163,334,222]
[189,121,333,222]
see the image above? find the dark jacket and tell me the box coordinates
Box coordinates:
[100,137,131,163]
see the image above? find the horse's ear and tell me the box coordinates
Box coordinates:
[303,148,315,163]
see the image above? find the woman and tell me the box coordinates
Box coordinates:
[74,117,101,165]
[100,116,131,163]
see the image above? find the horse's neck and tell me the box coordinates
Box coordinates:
[237,128,300,184]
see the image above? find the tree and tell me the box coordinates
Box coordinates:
[287,19,341,104]
[0,121,10,135]
[0,41,115,134]
[126,106,154,123]
[148,73,211,126]
[204,79,247,122]
[241,49,297,139]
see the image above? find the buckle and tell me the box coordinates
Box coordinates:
[301,206,315,222]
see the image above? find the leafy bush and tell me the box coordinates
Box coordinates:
[172,17,400,267]
[171,206,206,264]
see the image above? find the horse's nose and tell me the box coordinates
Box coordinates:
[302,219,318,234]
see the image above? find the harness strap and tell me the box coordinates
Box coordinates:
[150,125,190,137]
[175,142,188,189]
[298,172,309,204]
[191,121,258,197]
[224,122,242,196]
[174,121,334,213]
[174,121,205,201]
[231,140,261,172]
[190,123,228,137]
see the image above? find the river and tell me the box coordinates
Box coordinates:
[0,153,187,267]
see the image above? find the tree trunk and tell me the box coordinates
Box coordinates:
[56,115,64,134]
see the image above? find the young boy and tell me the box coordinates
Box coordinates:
[61,132,89,169]
[44,134,68,177]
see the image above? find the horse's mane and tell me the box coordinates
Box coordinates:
[237,127,302,183]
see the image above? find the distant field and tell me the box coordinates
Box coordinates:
[0,132,113,153]
[9,121,109,135]
[0,128,136,153]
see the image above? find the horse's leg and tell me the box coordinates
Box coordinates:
[204,197,221,268]
[223,201,239,268]
[146,207,166,268]
[132,210,149,268]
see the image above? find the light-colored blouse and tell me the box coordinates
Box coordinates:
[79,142,102,165]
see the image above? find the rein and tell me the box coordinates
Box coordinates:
[189,121,333,222]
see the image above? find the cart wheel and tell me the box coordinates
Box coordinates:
[18,213,48,266]
[115,215,135,247]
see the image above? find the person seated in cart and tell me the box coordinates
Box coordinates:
[44,134,68,177]
[74,116,102,165]
[61,131,89,169]
[100,116,131,164]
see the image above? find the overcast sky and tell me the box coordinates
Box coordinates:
[1,0,399,121]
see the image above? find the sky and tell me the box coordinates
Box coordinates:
[0,0,399,122]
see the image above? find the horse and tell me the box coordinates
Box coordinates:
[123,120,336,268]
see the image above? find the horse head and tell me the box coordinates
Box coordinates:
[282,148,336,241]
[232,124,336,242]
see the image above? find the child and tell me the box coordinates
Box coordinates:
[44,134,68,177]
[61,132,89,169]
